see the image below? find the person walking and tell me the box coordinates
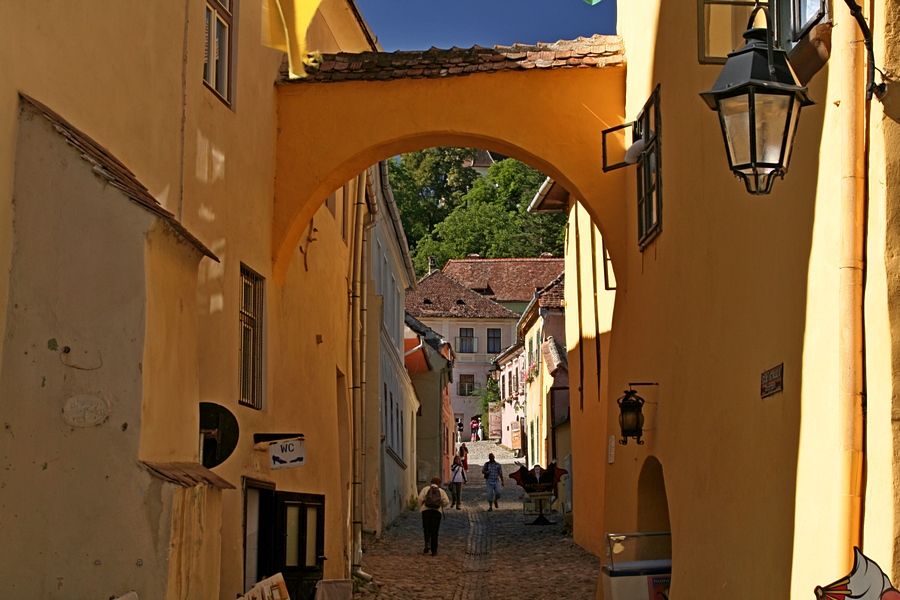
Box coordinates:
[418,476,450,556]
[458,443,469,471]
[456,418,463,443]
[449,456,467,509]
[477,421,484,442]
[482,453,504,511]
[470,418,478,442]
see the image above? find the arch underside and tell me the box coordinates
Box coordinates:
[273,66,628,282]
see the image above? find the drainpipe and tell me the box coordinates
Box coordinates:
[351,170,375,582]
[836,0,866,565]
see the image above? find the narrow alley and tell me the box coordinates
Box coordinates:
[354,442,600,600]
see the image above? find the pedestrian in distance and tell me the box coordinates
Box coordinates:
[477,421,484,441]
[458,443,469,471]
[470,418,478,442]
[449,455,467,509]
[418,476,450,556]
[482,453,504,511]
[456,418,464,443]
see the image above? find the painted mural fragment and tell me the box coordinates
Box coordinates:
[815,548,900,599]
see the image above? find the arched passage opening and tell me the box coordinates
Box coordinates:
[272,40,628,283]
[637,456,672,568]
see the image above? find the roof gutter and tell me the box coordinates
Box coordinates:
[527,176,554,213]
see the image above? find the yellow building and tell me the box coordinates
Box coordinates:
[0,2,390,598]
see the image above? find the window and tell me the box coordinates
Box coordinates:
[458,374,476,396]
[601,86,662,251]
[240,264,265,409]
[204,0,234,103]
[487,328,501,354]
[698,0,828,64]
[635,86,662,249]
[457,327,477,353]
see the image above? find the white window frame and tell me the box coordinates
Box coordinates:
[204,0,234,104]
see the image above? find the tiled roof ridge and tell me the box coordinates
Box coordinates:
[539,271,565,294]
[284,34,624,84]
[409,270,519,319]
[20,94,218,262]
[445,257,563,263]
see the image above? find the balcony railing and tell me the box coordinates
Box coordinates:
[455,336,478,353]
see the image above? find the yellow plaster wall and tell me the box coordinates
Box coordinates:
[142,222,206,463]
[566,201,616,558]
[0,1,378,596]
[274,67,628,282]
[609,0,883,596]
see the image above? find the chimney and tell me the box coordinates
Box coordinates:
[428,256,437,272]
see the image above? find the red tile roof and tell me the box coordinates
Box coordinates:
[537,273,565,309]
[406,270,520,319]
[442,257,564,304]
[283,35,624,84]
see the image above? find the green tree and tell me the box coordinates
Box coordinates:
[388,147,479,250]
[409,156,566,276]
[474,379,501,418]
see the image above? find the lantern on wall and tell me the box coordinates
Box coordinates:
[699,5,813,195]
[617,389,645,445]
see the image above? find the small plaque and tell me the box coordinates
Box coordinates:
[761,363,784,398]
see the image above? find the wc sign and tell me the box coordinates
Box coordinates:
[268,437,306,470]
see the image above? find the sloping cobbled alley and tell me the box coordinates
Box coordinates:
[353,441,600,599]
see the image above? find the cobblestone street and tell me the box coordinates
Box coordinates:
[354,441,600,600]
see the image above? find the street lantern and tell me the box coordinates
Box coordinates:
[700,5,813,195]
[617,390,645,445]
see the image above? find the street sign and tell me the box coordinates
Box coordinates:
[269,437,306,470]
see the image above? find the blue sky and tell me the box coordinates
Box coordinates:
[354,0,617,52]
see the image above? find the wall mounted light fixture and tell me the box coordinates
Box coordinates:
[700,4,813,195]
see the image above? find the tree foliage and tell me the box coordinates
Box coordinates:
[391,151,568,277]
[387,147,479,250]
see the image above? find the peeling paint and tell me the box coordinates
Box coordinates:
[47,338,58,351]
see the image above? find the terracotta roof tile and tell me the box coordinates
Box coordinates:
[282,35,623,84]
[537,273,565,309]
[442,257,564,304]
[406,270,520,320]
[541,336,568,375]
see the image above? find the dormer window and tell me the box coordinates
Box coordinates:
[423,299,432,304]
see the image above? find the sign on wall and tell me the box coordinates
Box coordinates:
[269,437,306,470]
[761,363,784,398]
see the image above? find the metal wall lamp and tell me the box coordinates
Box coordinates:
[700,5,812,195]
[617,389,646,445]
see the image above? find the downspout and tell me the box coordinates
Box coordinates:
[360,168,378,541]
[837,0,866,564]
[351,171,375,582]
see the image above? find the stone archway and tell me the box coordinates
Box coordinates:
[272,37,628,283]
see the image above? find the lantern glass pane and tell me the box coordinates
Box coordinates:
[719,94,752,167]
[754,93,792,165]
[782,96,802,168]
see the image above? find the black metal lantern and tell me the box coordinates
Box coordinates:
[700,5,813,195]
[617,389,645,445]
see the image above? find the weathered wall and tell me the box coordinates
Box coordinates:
[0,1,383,597]
[0,104,172,598]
